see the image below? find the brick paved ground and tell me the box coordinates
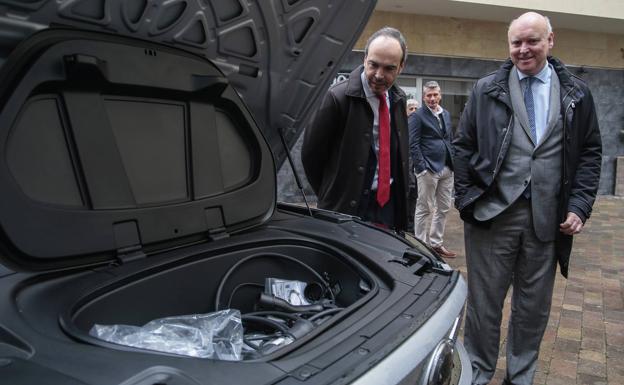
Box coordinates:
[442,196,624,385]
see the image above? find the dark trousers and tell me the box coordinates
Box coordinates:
[360,190,397,230]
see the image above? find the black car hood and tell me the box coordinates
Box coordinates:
[0,0,376,166]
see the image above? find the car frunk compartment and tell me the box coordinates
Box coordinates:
[64,241,373,360]
[0,31,374,360]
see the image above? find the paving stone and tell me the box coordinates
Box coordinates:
[559,327,582,341]
[583,312,605,322]
[561,316,583,329]
[578,358,607,377]
[565,293,585,306]
[549,358,578,379]
[546,377,577,385]
[562,308,584,320]
[580,349,606,364]
[605,329,624,349]
[584,303,604,312]
[606,344,624,357]
[605,374,624,385]
[552,350,579,362]
[581,337,606,352]
[606,364,624,378]
[604,296,624,312]
[604,310,624,324]
[577,373,608,385]
[607,356,624,370]
[564,304,585,312]
[582,327,606,344]
[605,324,624,337]
[566,284,585,294]
[446,197,624,385]
[555,338,582,354]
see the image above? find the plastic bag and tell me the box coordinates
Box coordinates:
[89,309,243,360]
[242,333,294,359]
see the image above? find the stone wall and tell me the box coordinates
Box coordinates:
[616,157,624,196]
[356,11,624,69]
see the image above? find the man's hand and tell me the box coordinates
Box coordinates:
[559,212,584,235]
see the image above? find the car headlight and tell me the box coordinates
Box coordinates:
[423,338,455,385]
[422,315,462,385]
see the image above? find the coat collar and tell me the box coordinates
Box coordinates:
[419,104,449,136]
[485,57,583,104]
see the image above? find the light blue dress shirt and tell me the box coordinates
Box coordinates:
[517,63,552,144]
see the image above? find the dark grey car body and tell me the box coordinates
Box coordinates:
[0,1,470,384]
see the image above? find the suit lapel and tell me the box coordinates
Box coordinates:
[425,107,445,137]
[440,111,450,138]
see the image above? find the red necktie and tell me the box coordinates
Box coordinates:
[376,94,390,207]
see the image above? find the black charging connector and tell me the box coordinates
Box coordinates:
[259,293,324,313]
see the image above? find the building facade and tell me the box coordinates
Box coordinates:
[279,1,624,201]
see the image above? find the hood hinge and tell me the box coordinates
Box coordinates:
[208,227,229,241]
[116,244,146,264]
[113,221,145,264]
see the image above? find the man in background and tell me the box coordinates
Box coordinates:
[453,12,602,385]
[409,81,456,257]
[407,98,419,115]
[302,27,410,231]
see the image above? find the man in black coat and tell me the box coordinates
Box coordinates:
[302,27,410,231]
[453,12,602,385]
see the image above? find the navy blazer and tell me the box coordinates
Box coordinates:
[408,106,454,174]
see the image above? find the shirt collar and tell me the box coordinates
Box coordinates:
[517,62,551,84]
[427,105,443,115]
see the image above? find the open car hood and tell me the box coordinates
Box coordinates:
[0,0,376,165]
[0,1,376,271]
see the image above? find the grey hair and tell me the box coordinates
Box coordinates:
[544,16,553,34]
[423,80,440,92]
[407,98,419,106]
[364,26,408,65]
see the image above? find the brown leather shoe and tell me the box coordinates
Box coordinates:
[432,245,457,258]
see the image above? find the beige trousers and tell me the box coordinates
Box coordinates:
[414,166,453,247]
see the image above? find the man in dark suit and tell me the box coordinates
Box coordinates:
[453,12,602,385]
[302,27,410,231]
[409,81,456,257]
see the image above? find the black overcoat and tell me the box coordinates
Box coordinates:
[302,65,409,230]
[453,57,602,277]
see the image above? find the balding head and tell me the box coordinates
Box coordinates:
[507,11,554,76]
[508,12,552,38]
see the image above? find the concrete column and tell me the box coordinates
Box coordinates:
[616,157,624,196]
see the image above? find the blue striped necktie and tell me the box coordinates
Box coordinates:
[523,77,536,142]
